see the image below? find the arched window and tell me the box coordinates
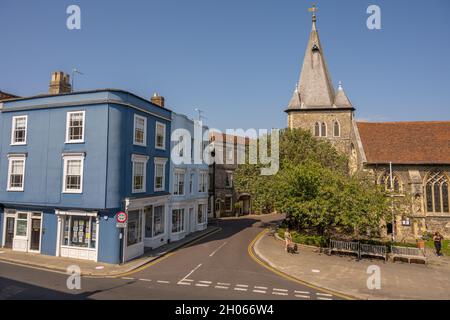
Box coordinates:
[314,122,320,137]
[425,171,449,213]
[333,120,340,137]
[321,122,327,137]
[380,171,403,194]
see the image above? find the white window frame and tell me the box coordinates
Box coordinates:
[7,154,27,192]
[154,157,167,192]
[171,208,185,234]
[65,111,85,143]
[11,115,28,145]
[155,122,166,150]
[133,114,147,146]
[62,153,85,194]
[199,171,208,193]
[132,154,149,194]
[173,170,185,196]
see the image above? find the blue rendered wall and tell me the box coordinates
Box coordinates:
[41,209,57,256]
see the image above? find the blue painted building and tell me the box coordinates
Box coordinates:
[168,113,209,244]
[0,72,171,264]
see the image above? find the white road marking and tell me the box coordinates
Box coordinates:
[295,290,310,294]
[273,288,288,292]
[217,282,231,286]
[317,297,333,300]
[178,282,191,286]
[272,291,288,296]
[312,269,320,273]
[121,277,134,280]
[255,286,268,290]
[236,284,249,288]
[138,278,152,282]
[157,280,170,284]
[317,293,333,297]
[214,285,229,289]
[209,242,227,257]
[253,290,267,294]
[234,287,248,292]
[178,263,202,284]
[199,281,212,284]
[195,283,210,287]
[295,294,311,299]
[183,279,194,282]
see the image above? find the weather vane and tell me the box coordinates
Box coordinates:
[308,2,318,22]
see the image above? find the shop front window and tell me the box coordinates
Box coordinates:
[127,210,142,246]
[62,215,97,249]
[15,213,28,237]
[172,209,184,233]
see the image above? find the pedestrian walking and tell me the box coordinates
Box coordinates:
[284,228,293,252]
[433,232,444,257]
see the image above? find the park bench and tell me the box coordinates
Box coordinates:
[391,246,426,264]
[360,243,387,261]
[329,240,388,260]
[329,240,360,258]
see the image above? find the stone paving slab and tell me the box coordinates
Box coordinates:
[254,230,450,300]
[0,226,220,277]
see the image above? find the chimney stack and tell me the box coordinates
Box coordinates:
[49,71,71,94]
[151,93,165,108]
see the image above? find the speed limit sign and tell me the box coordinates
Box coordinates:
[116,211,128,224]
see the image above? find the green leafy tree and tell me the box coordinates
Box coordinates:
[234,128,390,238]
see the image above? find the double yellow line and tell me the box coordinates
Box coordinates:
[247,228,355,300]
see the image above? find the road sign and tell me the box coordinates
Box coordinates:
[116,222,127,228]
[116,211,128,223]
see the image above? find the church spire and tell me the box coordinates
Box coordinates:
[334,81,352,107]
[291,4,336,109]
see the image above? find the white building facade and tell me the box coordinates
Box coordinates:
[168,113,209,243]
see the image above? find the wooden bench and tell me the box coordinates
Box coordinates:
[360,243,387,261]
[329,240,360,258]
[391,245,426,264]
[329,240,388,260]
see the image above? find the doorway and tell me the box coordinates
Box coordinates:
[30,217,42,251]
[4,217,15,248]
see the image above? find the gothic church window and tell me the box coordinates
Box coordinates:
[425,171,449,213]
[380,171,403,194]
[333,121,340,137]
[314,122,320,137]
[321,122,327,137]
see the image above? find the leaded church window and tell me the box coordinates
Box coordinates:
[314,122,320,137]
[425,171,449,213]
[333,121,340,137]
[321,122,327,137]
[380,171,403,194]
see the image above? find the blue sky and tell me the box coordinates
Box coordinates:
[1,0,449,130]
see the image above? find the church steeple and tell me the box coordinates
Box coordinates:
[294,7,335,108]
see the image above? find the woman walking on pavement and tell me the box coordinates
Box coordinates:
[433,231,444,257]
[284,228,293,252]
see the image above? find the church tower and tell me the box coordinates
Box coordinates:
[285,6,355,154]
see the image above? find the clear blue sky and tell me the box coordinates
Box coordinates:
[1,0,449,130]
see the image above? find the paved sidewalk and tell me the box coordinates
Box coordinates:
[254,230,450,300]
[0,226,220,276]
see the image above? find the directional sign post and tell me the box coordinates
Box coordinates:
[116,211,128,265]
